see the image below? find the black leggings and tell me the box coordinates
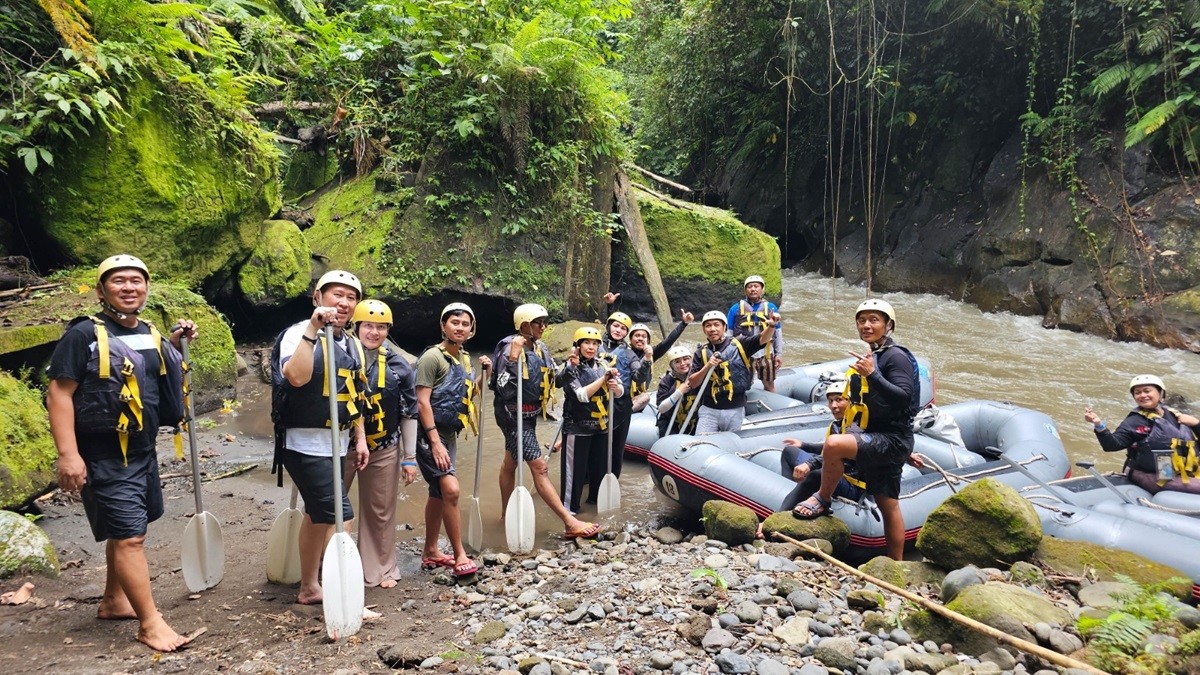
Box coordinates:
[561,433,603,513]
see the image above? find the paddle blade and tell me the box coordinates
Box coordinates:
[181,512,225,592]
[467,496,484,553]
[322,532,365,640]
[504,487,536,554]
[265,507,302,585]
[597,473,621,513]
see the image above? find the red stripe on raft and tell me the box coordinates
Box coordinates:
[1194,583,1199,601]
[625,444,647,457]
[848,529,920,549]
[647,454,774,518]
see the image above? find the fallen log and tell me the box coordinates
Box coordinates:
[625,163,693,193]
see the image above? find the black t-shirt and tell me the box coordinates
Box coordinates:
[47,315,162,459]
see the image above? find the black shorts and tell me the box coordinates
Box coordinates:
[280,449,354,525]
[850,430,913,500]
[496,406,543,463]
[81,450,164,542]
[416,430,458,498]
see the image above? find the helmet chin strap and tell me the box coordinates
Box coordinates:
[99,295,145,319]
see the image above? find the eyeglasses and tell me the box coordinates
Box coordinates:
[531,319,549,327]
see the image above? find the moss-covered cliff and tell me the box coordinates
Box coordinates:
[0,372,56,510]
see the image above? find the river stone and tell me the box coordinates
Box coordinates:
[776,577,806,597]
[654,527,684,544]
[797,665,829,675]
[763,542,802,559]
[772,617,811,646]
[714,650,752,674]
[978,647,1017,670]
[704,553,730,569]
[906,582,1071,655]
[1076,580,1137,610]
[1035,538,1192,599]
[754,657,788,675]
[787,589,820,613]
[1177,605,1200,629]
[899,649,956,673]
[701,627,738,652]
[0,510,58,578]
[702,500,759,546]
[756,554,799,572]
[0,373,57,510]
[1047,628,1084,654]
[718,612,739,628]
[471,620,506,645]
[898,560,947,587]
[860,556,905,588]
[812,636,858,670]
[846,589,883,610]
[761,512,850,552]
[916,479,1041,569]
[940,566,985,603]
[649,651,673,670]
[679,614,710,646]
[1009,560,1045,586]
[734,600,762,624]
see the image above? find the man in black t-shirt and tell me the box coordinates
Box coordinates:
[46,255,197,653]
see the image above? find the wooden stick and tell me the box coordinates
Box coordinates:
[625,163,693,193]
[631,181,695,211]
[0,282,63,299]
[771,532,1108,675]
[534,653,590,668]
[202,463,258,483]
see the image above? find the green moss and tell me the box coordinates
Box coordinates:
[638,193,782,293]
[238,220,312,306]
[0,373,56,509]
[282,149,339,201]
[702,500,759,546]
[26,76,280,285]
[0,324,67,356]
[761,510,851,552]
[915,478,1042,569]
[1036,538,1193,599]
[307,174,396,292]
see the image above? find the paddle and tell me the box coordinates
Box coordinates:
[265,484,302,585]
[677,366,715,436]
[179,335,225,593]
[505,351,536,553]
[1074,460,1136,505]
[466,379,486,553]
[598,386,621,513]
[543,418,565,460]
[320,323,364,640]
[996,451,1079,507]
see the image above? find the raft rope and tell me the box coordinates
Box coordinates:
[1134,496,1200,516]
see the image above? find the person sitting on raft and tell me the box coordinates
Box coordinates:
[780,380,868,505]
[656,346,697,436]
[1084,375,1200,495]
[791,299,922,562]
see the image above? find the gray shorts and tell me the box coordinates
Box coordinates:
[416,430,458,498]
[281,449,354,525]
[81,450,164,542]
[696,406,745,434]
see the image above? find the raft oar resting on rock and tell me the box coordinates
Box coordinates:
[625,355,936,457]
[646,400,1069,557]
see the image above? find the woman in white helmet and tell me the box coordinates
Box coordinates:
[655,345,697,436]
[1085,375,1200,494]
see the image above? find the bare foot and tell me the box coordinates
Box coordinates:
[296,584,323,605]
[137,613,191,652]
[378,579,397,589]
[362,607,382,621]
[97,597,137,620]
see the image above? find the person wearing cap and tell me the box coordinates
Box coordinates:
[779,380,869,507]
[686,309,777,433]
[345,299,416,588]
[415,303,490,577]
[275,270,370,605]
[1085,376,1200,494]
[656,346,697,436]
[727,275,783,392]
[627,308,693,412]
[491,304,602,538]
[792,298,921,562]
[47,254,197,652]
[556,325,623,512]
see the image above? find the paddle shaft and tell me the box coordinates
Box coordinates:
[180,336,205,514]
[517,351,525,488]
[679,366,715,434]
[664,379,687,436]
[472,378,486,498]
[325,324,345,531]
[998,452,1076,507]
[607,387,614,474]
[1077,462,1136,505]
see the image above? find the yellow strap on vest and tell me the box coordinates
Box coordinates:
[115,357,143,465]
[95,322,111,379]
[147,322,167,376]
[1168,438,1200,484]
[439,345,478,436]
[705,347,735,403]
[843,367,870,430]
[589,384,610,431]
[319,335,363,429]
[823,418,866,488]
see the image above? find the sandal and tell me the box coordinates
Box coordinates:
[563,522,603,540]
[421,554,455,570]
[792,494,831,519]
[452,559,478,577]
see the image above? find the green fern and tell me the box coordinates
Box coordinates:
[1088,63,1131,97]
[1083,611,1153,652]
[1125,99,1180,147]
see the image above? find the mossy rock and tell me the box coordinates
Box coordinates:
[915,478,1041,569]
[21,76,280,286]
[906,581,1071,656]
[761,511,850,552]
[701,500,758,546]
[0,268,237,414]
[237,220,312,307]
[0,373,56,509]
[0,510,58,578]
[282,148,338,201]
[859,556,905,588]
[1036,537,1192,599]
[897,560,947,588]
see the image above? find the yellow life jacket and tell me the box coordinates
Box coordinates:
[704,340,752,405]
[843,368,870,430]
[824,417,867,489]
[736,300,773,358]
[1137,407,1200,484]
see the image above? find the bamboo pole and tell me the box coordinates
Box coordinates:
[771,532,1109,675]
[625,163,693,193]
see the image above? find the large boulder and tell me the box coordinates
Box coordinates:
[906,581,1071,655]
[1036,537,1193,600]
[0,373,56,509]
[761,511,850,552]
[236,220,312,308]
[916,478,1042,569]
[701,500,758,546]
[0,510,58,578]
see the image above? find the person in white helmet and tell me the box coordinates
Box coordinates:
[414,303,490,577]
[272,270,370,605]
[687,308,778,433]
[1085,375,1200,494]
[656,345,697,436]
[778,380,867,507]
[727,275,783,392]
[490,304,601,539]
[47,254,197,652]
[626,308,693,412]
[792,298,921,563]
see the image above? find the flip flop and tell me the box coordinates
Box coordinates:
[421,554,455,570]
[563,522,603,540]
[792,495,831,520]
[452,560,478,577]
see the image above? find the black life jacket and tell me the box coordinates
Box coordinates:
[358,341,413,450]
[843,341,920,433]
[69,315,183,463]
[426,345,477,434]
[702,339,753,405]
[656,372,698,436]
[600,337,636,399]
[564,358,612,435]
[731,300,771,340]
[491,335,557,416]
[1130,407,1200,482]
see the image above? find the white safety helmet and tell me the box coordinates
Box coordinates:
[1129,374,1165,394]
[855,298,895,327]
[513,303,549,330]
[825,380,847,397]
[629,323,651,340]
[744,275,765,288]
[666,346,692,363]
[440,302,476,338]
[701,310,727,326]
[315,269,363,300]
[97,254,150,285]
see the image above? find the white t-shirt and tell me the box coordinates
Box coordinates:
[278,321,351,457]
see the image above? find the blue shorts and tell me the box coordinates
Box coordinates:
[81,450,164,542]
[281,449,354,525]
